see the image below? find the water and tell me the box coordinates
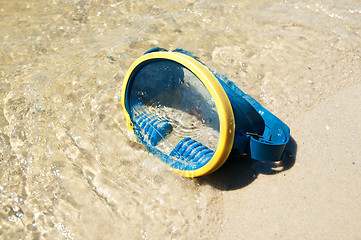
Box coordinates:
[1,0,360,239]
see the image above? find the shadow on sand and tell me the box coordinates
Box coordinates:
[196,136,297,190]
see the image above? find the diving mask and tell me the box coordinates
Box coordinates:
[121,48,290,178]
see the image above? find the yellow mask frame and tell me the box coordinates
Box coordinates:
[121,50,235,178]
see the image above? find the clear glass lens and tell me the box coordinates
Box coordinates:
[128,59,220,170]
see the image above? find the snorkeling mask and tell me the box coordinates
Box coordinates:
[121,48,290,178]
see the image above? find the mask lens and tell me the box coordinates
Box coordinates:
[127,59,220,170]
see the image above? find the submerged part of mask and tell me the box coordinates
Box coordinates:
[121,48,290,178]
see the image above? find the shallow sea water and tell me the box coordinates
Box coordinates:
[1,0,360,239]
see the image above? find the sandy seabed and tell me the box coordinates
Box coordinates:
[1,0,360,239]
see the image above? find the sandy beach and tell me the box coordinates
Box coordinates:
[218,82,361,239]
[1,0,360,239]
